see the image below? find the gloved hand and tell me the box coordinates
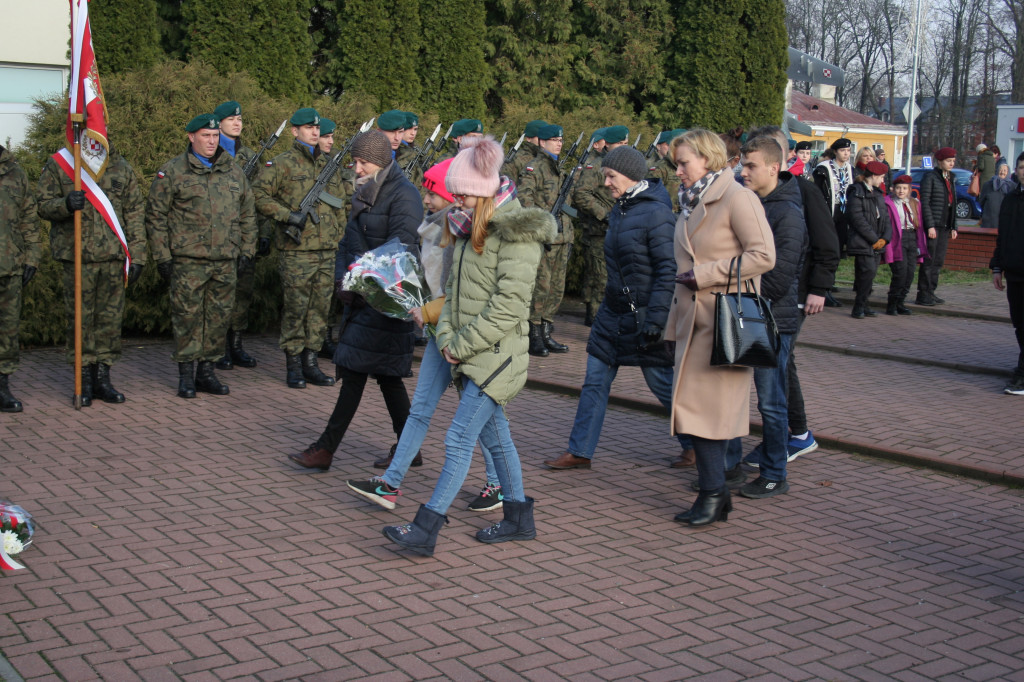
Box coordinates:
[675,269,698,291]
[22,265,36,285]
[238,255,252,272]
[641,322,663,346]
[157,261,173,282]
[872,238,887,251]
[256,237,271,257]
[335,278,353,304]
[286,211,306,228]
[65,190,86,213]
[126,263,143,286]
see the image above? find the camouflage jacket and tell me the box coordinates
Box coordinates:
[516,151,573,245]
[501,140,540,182]
[395,142,424,187]
[571,153,614,237]
[37,151,147,265]
[252,140,349,252]
[647,155,681,214]
[145,145,257,263]
[433,138,460,165]
[0,147,40,277]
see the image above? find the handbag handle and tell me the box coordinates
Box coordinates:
[725,254,769,323]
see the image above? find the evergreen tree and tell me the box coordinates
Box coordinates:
[89,0,162,74]
[182,0,315,100]
[419,0,487,121]
[662,0,788,130]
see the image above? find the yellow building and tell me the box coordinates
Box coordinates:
[787,91,908,163]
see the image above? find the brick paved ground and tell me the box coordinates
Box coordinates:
[2,280,1023,680]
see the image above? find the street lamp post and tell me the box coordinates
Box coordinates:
[905,0,924,170]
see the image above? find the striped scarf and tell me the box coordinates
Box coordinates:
[447,176,517,239]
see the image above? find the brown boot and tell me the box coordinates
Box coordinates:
[671,448,696,468]
[543,452,592,470]
[288,443,334,471]
[373,443,423,469]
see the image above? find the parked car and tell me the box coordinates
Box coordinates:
[896,167,982,220]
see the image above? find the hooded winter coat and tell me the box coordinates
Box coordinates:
[587,179,676,367]
[757,173,808,335]
[845,181,892,255]
[436,198,557,405]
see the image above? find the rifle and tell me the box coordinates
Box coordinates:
[418,124,454,173]
[242,119,287,179]
[644,138,658,161]
[503,133,525,167]
[403,123,441,178]
[551,139,594,222]
[284,118,374,244]
[558,131,585,171]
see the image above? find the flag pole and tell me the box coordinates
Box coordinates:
[72,115,84,410]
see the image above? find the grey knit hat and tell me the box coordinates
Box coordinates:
[351,130,393,167]
[602,146,647,182]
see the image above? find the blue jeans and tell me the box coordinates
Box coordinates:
[567,354,692,459]
[425,378,525,515]
[382,338,499,489]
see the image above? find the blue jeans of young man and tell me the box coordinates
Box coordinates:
[425,377,525,515]
[567,353,693,459]
[382,337,498,489]
[726,332,795,480]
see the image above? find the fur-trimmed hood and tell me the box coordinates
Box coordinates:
[488,198,558,244]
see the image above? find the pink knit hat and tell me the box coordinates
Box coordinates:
[445,136,502,197]
[422,158,455,202]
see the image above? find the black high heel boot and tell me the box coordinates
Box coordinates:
[684,487,732,527]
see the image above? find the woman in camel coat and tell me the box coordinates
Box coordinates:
[665,129,776,528]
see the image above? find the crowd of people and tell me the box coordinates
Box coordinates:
[2,100,1023,555]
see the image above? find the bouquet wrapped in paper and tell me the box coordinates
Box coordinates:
[341,238,430,321]
[1,501,34,571]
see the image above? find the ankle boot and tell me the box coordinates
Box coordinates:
[177,361,196,399]
[824,291,843,307]
[78,365,94,407]
[301,349,335,386]
[583,306,595,327]
[374,442,422,469]
[94,363,125,403]
[216,332,234,370]
[0,374,23,413]
[195,361,229,395]
[476,497,537,543]
[851,306,865,319]
[541,320,568,353]
[684,488,732,527]
[896,299,913,315]
[885,297,898,315]
[228,330,257,368]
[528,322,548,357]
[383,504,449,556]
[285,353,306,388]
[318,333,337,360]
[288,443,334,471]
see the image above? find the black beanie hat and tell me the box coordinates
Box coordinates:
[602,146,648,182]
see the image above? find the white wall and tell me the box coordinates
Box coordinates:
[997,105,1024,165]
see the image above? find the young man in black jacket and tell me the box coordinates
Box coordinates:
[846,161,892,318]
[991,153,1024,394]
[917,147,960,305]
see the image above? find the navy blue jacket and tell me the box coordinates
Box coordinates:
[759,173,808,334]
[586,179,676,367]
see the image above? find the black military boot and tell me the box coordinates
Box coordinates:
[318,332,338,360]
[177,361,196,399]
[0,374,23,413]
[285,353,306,389]
[216,333,234,370]
[195,361,229,395]
[78,365,94,407]
[528,323,548,357]
[583,306,595,328]
[885,296,898,316]
[228,330,257,368]
[93,363,125,403]
[541,320,568,353]
[301,348,335,386]
[896,298,913,315]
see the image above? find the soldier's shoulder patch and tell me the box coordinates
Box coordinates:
[265,161,273,167]
[156,171,166,179]
[649,166,658,171]
[585,165,594,169]
[524,166,534,172]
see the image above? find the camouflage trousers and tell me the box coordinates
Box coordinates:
[579,231,608,313]
[169,258,236,363]
[60,260,126,366]
[0,274,23,375]
[227,255,255,332]
[279,250,335,355]
[530,242,570,324]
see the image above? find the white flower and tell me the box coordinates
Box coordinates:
[2,530,23,556]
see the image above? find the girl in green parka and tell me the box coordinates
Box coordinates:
[383,137,557,556]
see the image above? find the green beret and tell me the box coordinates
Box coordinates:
[319,118,336,135]
[214,101,241,120]
[451,119,483,137]
[538,124,563,140]
[787,138,796,150]
[290,107,320,126]
[656,130,673,144]
[603,125,629,144]
[185,114,220,133]
[524,119,548,138]
[404,111,419,128]
[671,128,688,141]
[590,127,607,142]
[378,110,407,131]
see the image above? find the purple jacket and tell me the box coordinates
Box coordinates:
[882,196,929,264]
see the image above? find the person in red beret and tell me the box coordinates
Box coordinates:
[917,147,959,305]
[882,175,929,314]
[845,160,892,318]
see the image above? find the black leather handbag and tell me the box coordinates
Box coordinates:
[710,255,780,368]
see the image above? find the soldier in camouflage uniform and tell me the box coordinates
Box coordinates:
[315,117,352,360]
[517,123,573,356]
[252,107,350,389]
[434,118,483,164]
[213,100,261,370]
[395,111,424,186]
[378,109,407,165]
[0,146,40,413]
[37,143,147,406]
[500,119,546,181]
[646,129,685,214]
[145,113,257,399]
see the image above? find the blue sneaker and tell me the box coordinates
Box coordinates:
[742,442,764,468]
[787,432,818,462]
